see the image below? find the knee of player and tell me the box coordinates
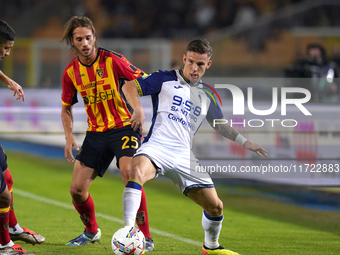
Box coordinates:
[0,190,11,207]
[206,199,223,217]
[69,185,85,199]
[120,169,130,185]
[129,164,144,182]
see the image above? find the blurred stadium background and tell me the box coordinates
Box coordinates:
[0,0,340,208]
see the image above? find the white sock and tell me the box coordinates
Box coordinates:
[123,186,142,227]
[0,240,14,248]
[202,210,223,249]
[9,223,24,235]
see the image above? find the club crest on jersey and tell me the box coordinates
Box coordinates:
[96,68,104,78]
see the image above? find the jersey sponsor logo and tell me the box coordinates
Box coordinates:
[96,68,104,78]
[82,89,116,105]
[174,85,183,89]
[81,81,97,90]
[80,80,104,91]
[76,74,85,78]
[168,113,194,130]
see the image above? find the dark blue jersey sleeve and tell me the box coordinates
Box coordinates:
[134,70,177,96]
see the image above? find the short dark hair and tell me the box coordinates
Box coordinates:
[62,16,96,49]
[307,43,327,60]
[0,20,16,44]
[186,39,212,58]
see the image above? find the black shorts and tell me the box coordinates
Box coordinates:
[76,125,141,177]
[0,145,8,193]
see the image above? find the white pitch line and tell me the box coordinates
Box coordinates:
[14,189,202,247]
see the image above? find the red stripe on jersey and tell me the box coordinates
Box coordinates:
[80,91,87,97]
[86,106,98,131]
[107,98,123,128]
[97,101,109,131]
[103,84,111,90]
[87,65,96,82]
[74,61,83,85]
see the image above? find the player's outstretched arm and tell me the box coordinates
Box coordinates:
[0,70,25,101]
[61,104,79,163]
[243,140,268,157]
[210,122,268,157]
[122,80,145,135]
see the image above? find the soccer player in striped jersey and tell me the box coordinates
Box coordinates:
[0,19,45,255]
[120,39,268,254]
[61,16,153,250]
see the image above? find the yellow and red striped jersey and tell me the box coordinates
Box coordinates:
[62,47,145,132]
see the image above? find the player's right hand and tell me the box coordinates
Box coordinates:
[64,137,79,163]
[130,107,145,135]
[244,141,268,157]
[6,78,25,101]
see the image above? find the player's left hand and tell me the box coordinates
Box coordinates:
[7,78,25,101]
[244,140,268,157]
[130,107,145,135]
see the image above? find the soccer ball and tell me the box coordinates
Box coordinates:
[111,226,145,255]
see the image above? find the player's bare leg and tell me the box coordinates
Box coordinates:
[66,160,101,246]
[187,188,239,255]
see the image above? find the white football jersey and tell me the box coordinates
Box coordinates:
[134,70,224,149]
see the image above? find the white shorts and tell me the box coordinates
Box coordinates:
[134,141,214,195]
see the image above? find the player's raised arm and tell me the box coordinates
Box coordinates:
[0,70,25,101]
[210,121,268,157]
[61,104,79,163]
[121,80,145,135]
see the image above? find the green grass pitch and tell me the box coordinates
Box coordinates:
[5,151,340,255]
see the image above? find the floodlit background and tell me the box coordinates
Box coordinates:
[0,1,340,188]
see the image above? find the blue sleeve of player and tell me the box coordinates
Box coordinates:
[135,70,175,96]
[206,95,224,123]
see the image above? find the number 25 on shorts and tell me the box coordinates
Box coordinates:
[121,136,138,150]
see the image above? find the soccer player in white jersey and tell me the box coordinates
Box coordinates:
[120,39,268,255]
